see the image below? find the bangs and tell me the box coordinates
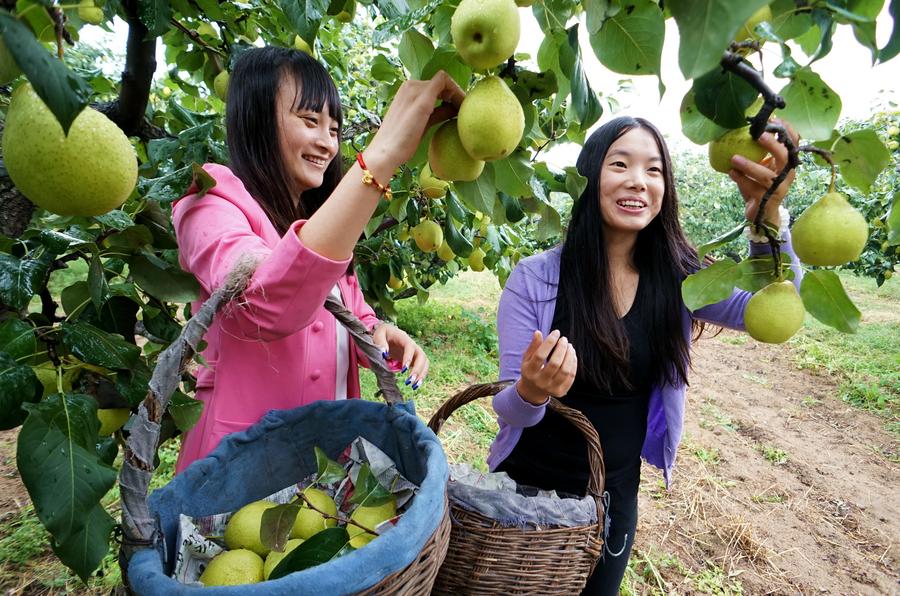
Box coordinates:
[283,64,343,128]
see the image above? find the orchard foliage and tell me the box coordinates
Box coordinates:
[0,0,898,582]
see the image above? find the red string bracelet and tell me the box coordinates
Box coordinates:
[356,153,393,200]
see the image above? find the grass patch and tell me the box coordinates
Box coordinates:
[792,274,899,436]
[760,445,788,465]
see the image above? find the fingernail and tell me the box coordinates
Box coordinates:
[412,382,420,391]
[405,377,412,385]
[409,374,418,384]
[400,366,408,373]
[382,351,389,359]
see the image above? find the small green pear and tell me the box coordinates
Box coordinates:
[78,5,105,25]
[387,273,404,290]
[224,500,278,557]
[263,538,304,580]
[791,192,868,266]
[0,39,21,85]
[347,498,397,549]
[451,0,520,70]
[735,5,773,42]
[97,408,130,436]
[458,76,524,161]
[214,71,230,102]
[200,549,264,586]
[469,247,486,272]
[437,240,456,262]
[291,487,338,539]
[429,120,485,182]
[708,126,768,173]
[419,165,449,199]
[293,35,314,56]
[413,220,444,253]
[744,281,805,344]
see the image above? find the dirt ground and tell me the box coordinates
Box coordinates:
[0,334,897,594]
[633,330,899,595]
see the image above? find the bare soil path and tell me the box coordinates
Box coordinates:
[634,330,899,595]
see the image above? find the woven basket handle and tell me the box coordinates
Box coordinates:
[426,382,606,499]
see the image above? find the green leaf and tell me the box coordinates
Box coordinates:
[590,0,664,79]
[535,202,562,242]
[281,0,329,44]
[129,255,201,303]
[0,352,41,430]
[60,282,92,319]
[167,391,203,432]
[94,210,135,231]
[0,253,48,310]
[887,191,900,246]
[668,0,771,79]
[455,169,497,216]
[421,47,472,89]
[445,190,468,223]
[500,193,526,224]
[314,446,347,485]
[681,259,742,312]
[492,153,534,198]
[559,26,602,129]
[692,67,758,129]
[139,165,194,203]
[444,216,474,258]
[17,394,117,546]
[61,322,141,370]
[564,167,587,202]
[398,29,433,79]
[51,503,115,583]
[736,256,784,293]
[799,270,861,333]
[680,88,727,145]
[349,463,392,506]
[104,225,155,251]
[696,222,745,259]
[878,0,900,62]
[0,14,92,135]
[829,128,892,193]
[269,527,350,579]
[260,503,300,554]
[89,249,109,312]
[777,68,841,141]
[370,54,399,82]
[39,230,94,253]
[584,0,622,34]
[190,163,217,198]
[138,0,173,37]
[0,319,37,361]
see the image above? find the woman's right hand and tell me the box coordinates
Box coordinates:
[362,71,465,181]
[516,330,577,405]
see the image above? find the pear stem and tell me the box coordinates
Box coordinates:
[297,493,379,536]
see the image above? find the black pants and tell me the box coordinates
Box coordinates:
[581,472,640,596]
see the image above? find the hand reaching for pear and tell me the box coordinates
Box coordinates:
[516,330,577,405]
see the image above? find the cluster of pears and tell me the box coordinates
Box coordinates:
[200,486,398,586]
[427,0,525,182]
[742,190,869,344]
[3,84,138,217]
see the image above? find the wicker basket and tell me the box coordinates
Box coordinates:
[117,265,451,595]
[427,382,606,595]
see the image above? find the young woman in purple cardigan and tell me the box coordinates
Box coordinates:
[488,116,801,594]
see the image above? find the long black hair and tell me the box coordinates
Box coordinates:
[558,116,702,392]
[226,46,344,235]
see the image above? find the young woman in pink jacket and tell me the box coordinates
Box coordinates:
[173,47,464,473]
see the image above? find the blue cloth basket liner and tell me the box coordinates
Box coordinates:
[127,399,448,595]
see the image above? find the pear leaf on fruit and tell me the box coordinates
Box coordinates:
[263,538,304,580]
[744,281,805,344]
[451,0,520,70]
[3,84,138,217]
[200,549,264,586]
[792,192,868,266]
[429,120,485,181]
[708,126,768,173]
[0,39,21,85]
[458,76,525,161]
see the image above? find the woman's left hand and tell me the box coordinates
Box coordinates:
[728,119,800,227]
[372,324,429,390]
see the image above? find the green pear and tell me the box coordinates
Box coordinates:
[347,498,397,549]
[791,192,868,266]
[413,220,444,253]
[387,273,404,290]
[224,500,278,557]
[200,549,264,586]
[451,0,520,70]
[214,71,230,101]
[293,35,314,56]
[419,165,449,199]
[429,120,485,182]
[291,487,338,539]
[735,5,773,42]
[78,3,105,25]
[0,39,21,85]
[458,76,524,161]
[437,240,456,262]
[3,84,138,217]
[708,126,768,173]
[469,247,486,272]
[744,281,804,344]
[97,408,130,437]
[263,538,304,580]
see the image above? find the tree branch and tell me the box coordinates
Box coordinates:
[720,51,786,140]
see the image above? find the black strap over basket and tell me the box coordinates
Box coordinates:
[116,262,450,594]
[427,382,606,595]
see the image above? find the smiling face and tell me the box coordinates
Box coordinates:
[598,126,666,238]
[275,77,340,196]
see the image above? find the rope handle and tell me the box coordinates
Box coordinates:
[426,382,607,504]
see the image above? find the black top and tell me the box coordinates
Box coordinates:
[496,276,654,497]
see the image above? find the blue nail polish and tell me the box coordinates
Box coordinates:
[412,383,419,390]
[382,351,389,359]
[401,366,408,373]
[405,377,412,385]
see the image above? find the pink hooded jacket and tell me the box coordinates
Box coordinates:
[172,164,379,473]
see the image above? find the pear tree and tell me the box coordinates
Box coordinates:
[0,0,898,586]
